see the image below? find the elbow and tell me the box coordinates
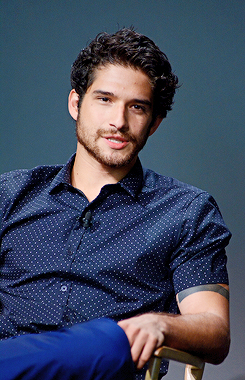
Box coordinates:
[207,328,230,365]
[214,335,230,365]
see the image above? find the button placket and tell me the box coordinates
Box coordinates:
[66,217,86,258]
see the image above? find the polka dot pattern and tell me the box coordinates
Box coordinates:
[0,155,231,339]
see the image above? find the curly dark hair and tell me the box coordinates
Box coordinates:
[71,28,178,120]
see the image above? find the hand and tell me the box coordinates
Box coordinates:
[118,313,165,369]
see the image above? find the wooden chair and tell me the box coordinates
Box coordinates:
[145,346,205,380]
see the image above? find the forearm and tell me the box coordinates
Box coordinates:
[158,311,230,364]
[118,309,230,369]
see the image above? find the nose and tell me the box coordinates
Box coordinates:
[109,103,128,130]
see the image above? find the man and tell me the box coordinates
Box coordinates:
[0,28,231,379]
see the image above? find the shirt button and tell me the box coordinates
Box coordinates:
[63,314,71,322]
[60,285,68,292]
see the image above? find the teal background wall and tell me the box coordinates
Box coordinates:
[1,1,244,379]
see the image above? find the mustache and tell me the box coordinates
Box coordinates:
[97,129,137,143]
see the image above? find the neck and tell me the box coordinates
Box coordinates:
[71,144,136,202]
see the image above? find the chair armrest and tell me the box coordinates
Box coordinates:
[145,346,205,380]
[154,346,204,368]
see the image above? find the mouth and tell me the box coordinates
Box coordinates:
[103,135,129,149]
[107,137,126,143]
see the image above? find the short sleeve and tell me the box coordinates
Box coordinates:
[170,192,231,294]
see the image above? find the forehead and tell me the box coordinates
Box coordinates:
[88,64,153,100]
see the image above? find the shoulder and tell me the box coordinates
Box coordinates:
[0,164,63,206]
[1,164,62,188]
[142,167,206,200]
[140,167,225,219]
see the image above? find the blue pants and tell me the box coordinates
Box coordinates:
[0,318,135,380]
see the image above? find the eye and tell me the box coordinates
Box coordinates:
[99,97,110,103]
[132,104,146,113]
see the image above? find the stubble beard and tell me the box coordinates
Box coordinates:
[76,121,150,168]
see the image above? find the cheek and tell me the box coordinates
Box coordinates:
[79,108,99,129]
[88,106,108,124]
[132,120,151,139]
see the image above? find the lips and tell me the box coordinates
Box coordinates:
[107,137,125,143]
[103,135,129,149]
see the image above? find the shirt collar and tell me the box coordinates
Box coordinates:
[49,154,75,193]
[118,158,144,198]
[49,154,144,198]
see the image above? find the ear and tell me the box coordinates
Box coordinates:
[68,89,80,121]
[148,116,163,136]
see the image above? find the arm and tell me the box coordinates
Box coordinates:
[118,284,230,369]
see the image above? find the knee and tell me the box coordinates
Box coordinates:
[50,319,134,380]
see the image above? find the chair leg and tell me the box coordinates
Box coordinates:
[184,364,205,380]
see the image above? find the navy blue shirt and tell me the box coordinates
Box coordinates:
[0,155,231,339]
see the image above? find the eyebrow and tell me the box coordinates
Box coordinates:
[93,90,152,107]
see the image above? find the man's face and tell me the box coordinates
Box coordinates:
[75,64,159,169]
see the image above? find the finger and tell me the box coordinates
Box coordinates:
[118,320,140,347]
[132,334,159,369]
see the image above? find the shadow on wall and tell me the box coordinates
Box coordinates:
[229,376,245,380]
